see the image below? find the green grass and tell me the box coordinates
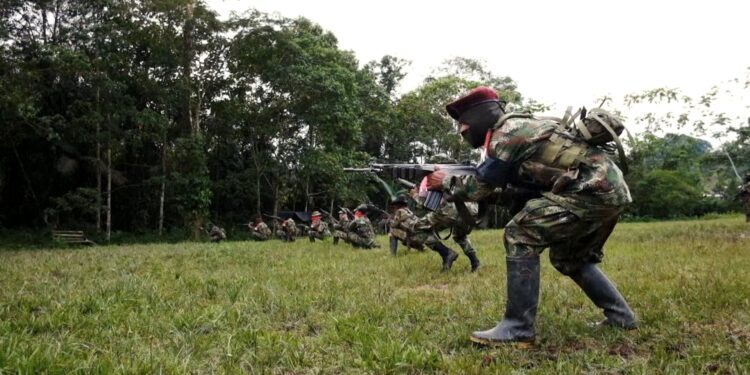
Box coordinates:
[1,216,749,374]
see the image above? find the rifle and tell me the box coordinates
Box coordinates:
[344,163,477,212]
[263,213,285,222]
[395,178,416,190]
[320,209,339,226]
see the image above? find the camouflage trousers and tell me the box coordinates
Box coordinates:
[401,203,477,255]
[347,233,377,249]
[250,232,269,241]
[504,197,622,275]
[276,230,296,242]
[309,229,331,240]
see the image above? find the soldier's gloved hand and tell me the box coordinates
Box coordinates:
[426,169,447,191]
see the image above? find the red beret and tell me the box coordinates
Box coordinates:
[445,87,499,120]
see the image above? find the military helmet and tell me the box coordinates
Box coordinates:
[579,108,625,146]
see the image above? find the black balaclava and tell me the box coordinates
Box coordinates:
[458,101,504,148]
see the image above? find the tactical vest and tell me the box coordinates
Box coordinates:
[490,113,593,193]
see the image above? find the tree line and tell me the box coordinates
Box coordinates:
[1,1,747,240]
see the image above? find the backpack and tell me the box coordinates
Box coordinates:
[492,107,630,175]
[557,107,629,173]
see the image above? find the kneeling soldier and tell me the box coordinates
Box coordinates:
[248,216,272,241]
[308,211,331,242]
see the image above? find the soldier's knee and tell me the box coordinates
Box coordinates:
[551,261,581,276]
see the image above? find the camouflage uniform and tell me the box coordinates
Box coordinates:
[448,116,631,273]
[332,212,350,245]
[740,180,750,223]
[389,206,427,250]
[309,219,331,242]
[249,221,271,241]
[277,218,298,242]
[347,215,378,249]
[208,225,226,243]
[442,86,636,346]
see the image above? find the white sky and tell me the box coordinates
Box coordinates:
[207,0,750,137]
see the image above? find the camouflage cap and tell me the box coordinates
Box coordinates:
[311,211,322,217]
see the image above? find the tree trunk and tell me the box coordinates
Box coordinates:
[183,0,195,136]
[158,132,166,236]
[304,176,310,211]
[106,147,112,242]
[96,88,101,233]
[256,172,261,215]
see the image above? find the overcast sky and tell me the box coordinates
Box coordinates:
[206,0,749,126]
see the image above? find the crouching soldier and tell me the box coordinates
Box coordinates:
[388,195,425,255]
[332,209,350,245]
[277,217,298,242]
[308,211,331,242]
[206,224,226,243]
[347,204,380,249]
[430,86,637,346]
[248,216,272,241]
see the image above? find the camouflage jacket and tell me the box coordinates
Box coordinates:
[390,207,427,237]
[348,216,375,239]
[251,222,271,236]
[333,217,350,231]
[209,225,226,240]
[311,220,330,234]
[445,116,632,209]
[281,219,298,235]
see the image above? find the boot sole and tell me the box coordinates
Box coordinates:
[469,335,535,349]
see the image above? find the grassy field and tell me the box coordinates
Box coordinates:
[1,216,749,374]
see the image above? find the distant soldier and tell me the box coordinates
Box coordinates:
[388,195,425,254]
[740,173,750,223]
[277,217,298,242]
[248,216,272,241]
[332,209,350,245]
[207,224,226,243]
[308,211,331,242]
[347,204,379,249]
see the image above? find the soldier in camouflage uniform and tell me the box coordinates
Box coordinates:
[388,195,426,253]
[740,173,750,222]
[308,211,331,242]
[207,224,226,243]
[347,204,380,249]
[389,188,481,272]
[248,216,272,241]
[332,209,350,245]
[429,86,637,346]
[277,217,298,242]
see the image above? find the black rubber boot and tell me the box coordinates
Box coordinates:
[569,263,638,329]
[470,257,540,347]
[431,243,458,272]
[389,236,399,256]
[333,236,339,245]
[455,237,480,272]
[309,235,315,243]
[466,252,481,272]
